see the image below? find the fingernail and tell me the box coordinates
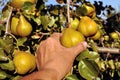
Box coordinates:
[82,42,87,48]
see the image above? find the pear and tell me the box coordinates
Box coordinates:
[71,18,80,30]
[61,28,85,48]
[13,51,36,74]
[11,0,36,9]
[11,17,19,35]
[91,31,101,40]
[78,16,98,37]
[16,15,32,37]
[83,3,96,18]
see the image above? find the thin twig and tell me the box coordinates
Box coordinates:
[105,53,110,61]
[2,7,18,42]
[38,32,50,42]
[5,7,13,34]
[38,32,50,35]
[67,0,70,27]
[3,7,13,39]
[7,33,18,42]
[115,30,120,37]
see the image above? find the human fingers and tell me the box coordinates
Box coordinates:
[50,32,62,41]
[69,42,87,57]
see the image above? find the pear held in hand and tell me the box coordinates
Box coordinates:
[61,28,85,48]
[16,15,33,37]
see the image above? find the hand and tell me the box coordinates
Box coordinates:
[21,33,87,80]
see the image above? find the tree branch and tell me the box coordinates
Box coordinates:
[67,0,70,27]
[5,7,13,35]
[97,47,120,54]
[3,7,13,39]
[3,7,18,42]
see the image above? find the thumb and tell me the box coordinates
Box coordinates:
[69,42,87,56]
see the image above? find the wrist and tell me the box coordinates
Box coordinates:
[38,68,59,80]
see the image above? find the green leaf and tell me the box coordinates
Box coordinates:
[21,2,35,13]
[88,51,100,60]
[0,38,13,53]
[65,74,79,80]
[0,48,8,61]
[0,38,7,48]
[31,16,41,26]
[115,61,120,70]
[49,5,61,16]
[21,2,36,20]
[41,15,49,30]
[1,6,10,21]
[0,24,5,35]
[38,3,45,10]
[59,14,66,23]
[0,69,7,79]
[48,17,56,27]
[16,37,27,46]
[76,49,100,61]
[76,49,89,61]
[108,60,115,70]
[117,70,120,77]
[90,40,98,52]
[10,75,22,80]
[78,59,99,80]
[0,60,15,71]
[76,6,87,17]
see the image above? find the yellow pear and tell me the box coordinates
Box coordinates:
[71,18,80,30]
[78,16,98,37]
[16,15,32,37]
[13,51,36,74]
[83,3,96,18]
[11,0,36,9]
[91,31,101,40]
[11,17,19,35]
[110,32,119,39]
[61,28,85,48]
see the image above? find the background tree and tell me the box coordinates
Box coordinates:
[0,0,120,80]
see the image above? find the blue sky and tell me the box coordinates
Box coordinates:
[90,0,120,13]
[46,0,120,13]
[0,0,120,13]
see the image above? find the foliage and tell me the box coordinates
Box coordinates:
[0,0,120,80]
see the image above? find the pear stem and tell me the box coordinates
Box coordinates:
[3,7,17,42]
[38,32,50,35]
[67,0,70,27]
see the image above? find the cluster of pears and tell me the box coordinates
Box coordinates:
[11,15,33,37]
[61,16,101,48]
